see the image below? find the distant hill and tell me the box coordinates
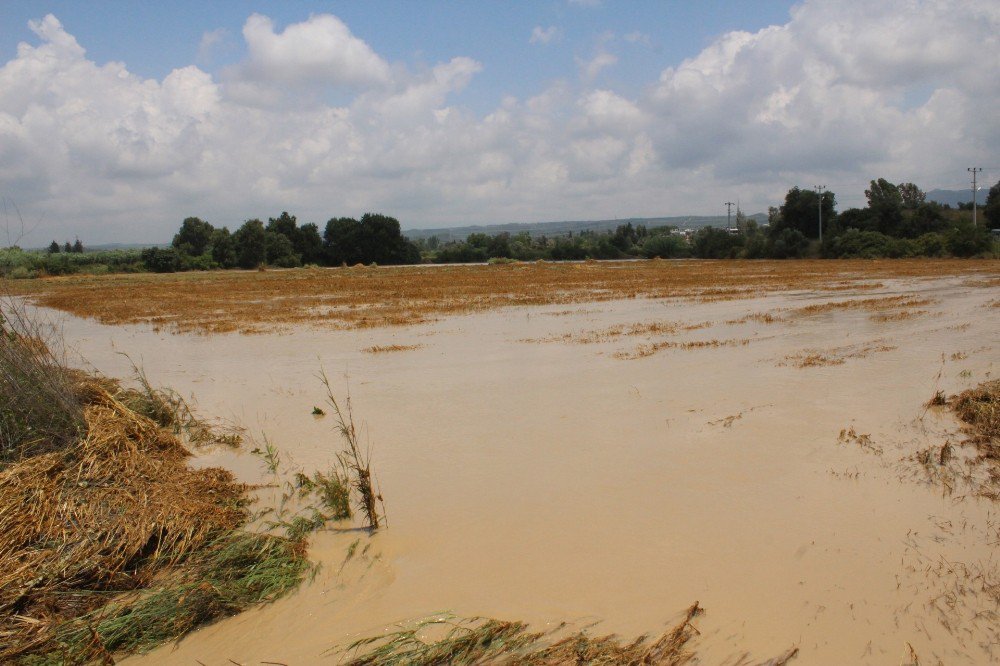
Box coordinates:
[926,188,985,208]
[404,213,767,242]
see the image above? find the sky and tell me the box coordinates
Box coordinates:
[0,0,998,245]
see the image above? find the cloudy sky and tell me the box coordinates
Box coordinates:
[0,0,997,245]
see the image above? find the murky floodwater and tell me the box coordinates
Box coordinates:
[38,274,999,664]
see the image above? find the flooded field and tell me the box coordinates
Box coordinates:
[20,260,1000,664]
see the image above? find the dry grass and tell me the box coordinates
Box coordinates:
[790,295,935,319]
[615,337,752,360]
[523,320,710,345]
[952,380,1000,452]
[336,603,799,665]
[725,311,784,325]
[7,259,996,335]
[837,427,883,455]
[869,309,928,323]
[781,340,897,368]
[0,378,253,661]
[362,344,423,354]
[0,298,313,662]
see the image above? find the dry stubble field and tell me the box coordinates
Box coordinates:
[10,258,1000,333]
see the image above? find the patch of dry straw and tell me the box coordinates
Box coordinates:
[0,379,245,660]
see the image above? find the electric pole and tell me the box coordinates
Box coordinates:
[814,185,826,243]
[725,201,735,231]
[968,167,982,227]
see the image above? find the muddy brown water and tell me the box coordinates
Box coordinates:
[36,274,999,664]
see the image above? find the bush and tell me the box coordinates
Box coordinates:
[141,247,181,273]
[640,234,689,258]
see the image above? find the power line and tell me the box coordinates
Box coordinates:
[724,201,735,230]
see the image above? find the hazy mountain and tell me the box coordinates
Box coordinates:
[926,188,986,208]
[404,213,768,242]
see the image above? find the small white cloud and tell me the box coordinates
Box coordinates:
[530,26,561,45]
[579,49,617,81]
[623,31,650,46]
[197,28,228,63]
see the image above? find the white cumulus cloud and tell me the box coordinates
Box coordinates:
[0,2,997,245]
[239,13,391,88]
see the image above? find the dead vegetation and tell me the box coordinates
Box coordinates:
[8,259,996,335]
[362,344,423,354]
[335,603,799,665]
[615,337,753,360]
[913,380,1000,499]
[837,427,884,455]
[781,340,897,368]
[523,320,710,345]
[790,295,935,323]
[0,300,315,662]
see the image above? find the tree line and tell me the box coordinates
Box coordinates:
[421,178,999,262]
[142,212,420,272]
[2,178,998,279]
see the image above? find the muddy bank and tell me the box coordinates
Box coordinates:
[32,269,1000,664]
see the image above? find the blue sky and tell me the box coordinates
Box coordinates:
[0,1,795,113]
[0,1,997,244]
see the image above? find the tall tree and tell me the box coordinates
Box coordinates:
[172,217,215,256]
[865,178,904,236]
[210,227,237,268]
[776,187,836,239]
[898,182,926,209]
[233,219,266,269]
[47,240,60,254]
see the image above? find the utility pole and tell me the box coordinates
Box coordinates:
[968,167,982,227]
[725,201,735,231]
[814,185,826,243]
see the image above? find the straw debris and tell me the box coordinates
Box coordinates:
[341,603,708,665]
[0,298,310,662]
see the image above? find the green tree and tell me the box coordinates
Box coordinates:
[234,219,267,269]
[265,231,300,267]
[865,178,904,236]
[296,223,324,264]
[72,238,83,253]
[63,241,72,253]
[210,227,237,268]
[984,179,1000,229]
[267,211,298,239]
[775,187,836,239]
[172,217,215,256]
[640,233,688,258]
[690,227,743,258]
[323,217,362,265]
[898,182,925,209]
[47,240,60,254]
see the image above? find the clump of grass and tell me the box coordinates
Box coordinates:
[838,427,883,455]
[117,355,242,448]
[47,531,308,660]
[313,405,326,416]
[341,604,705,665]
[362,344,422,354]
[335,603,799,665]
[319,369,386,530]
[952,379,1000,449]
[928,390,947,406]
[0,297,84,466]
